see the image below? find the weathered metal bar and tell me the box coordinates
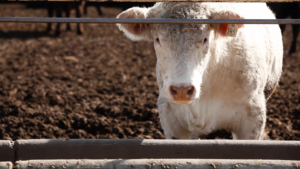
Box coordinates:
[1,17,300,24]
[15,159,300,169]
[14,139,300,161]
[0,162,12,169]
[0,141,14,162]
[24,0,300,1]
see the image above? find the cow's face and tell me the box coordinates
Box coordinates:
[117,3,243,104]
[152,24,211,104]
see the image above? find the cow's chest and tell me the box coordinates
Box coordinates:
[173,99,240,137]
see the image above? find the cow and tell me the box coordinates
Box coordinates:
[46,2,86,35]
[267,3,300,54]
[116,2,283,140]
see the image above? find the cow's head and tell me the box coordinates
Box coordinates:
[117,3,244,104]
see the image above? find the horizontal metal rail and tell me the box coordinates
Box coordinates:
[1,139,300,166]
[14,159,300,169]
[13,139,300,161]
[1,17,300,24]
[3,0,300,2]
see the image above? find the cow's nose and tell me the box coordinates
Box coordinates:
[170,85,195,101]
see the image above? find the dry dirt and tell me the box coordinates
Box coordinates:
[0,3,300,140]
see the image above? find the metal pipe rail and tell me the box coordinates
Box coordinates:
[3,0,300,2]
[12,139,300,161]
[2,139,300,161]
[1,17,300,24]
[14,159,300,169]
[1,139,300,169]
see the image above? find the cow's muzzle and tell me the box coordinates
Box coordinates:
[169,85,195,104]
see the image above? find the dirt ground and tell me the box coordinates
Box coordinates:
[0,3,299,140]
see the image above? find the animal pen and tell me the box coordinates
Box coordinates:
[1,0,300,168]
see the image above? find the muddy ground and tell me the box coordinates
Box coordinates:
[0,3,299,140]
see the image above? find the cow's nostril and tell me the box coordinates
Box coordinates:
[170,86,178,96]
[170,85,195,99]
[187,86,194,96]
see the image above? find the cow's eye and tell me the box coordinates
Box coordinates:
[156,37,160,44]
[203,38,208,44]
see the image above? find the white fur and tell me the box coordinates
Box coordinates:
[117,2,283,140]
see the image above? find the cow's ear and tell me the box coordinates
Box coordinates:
[210,11,244,37]
[117,7,151,41]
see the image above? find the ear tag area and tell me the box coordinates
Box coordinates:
[219,24,241,37]
[225,24,239,37]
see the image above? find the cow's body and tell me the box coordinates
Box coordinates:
[117,3,283,139]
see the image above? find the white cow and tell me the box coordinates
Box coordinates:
[117,2,283,139]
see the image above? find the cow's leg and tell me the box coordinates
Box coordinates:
[96,4,102,15]
[232,96,266,140]
[279,24,286,34]
[47,6,54,31]
[289,24,299,54]
[65,7,72,31]
[76,2,85,35]
[158,98,191,139]
[289,10,300,54]
[288,6,300,54]
[55,6,63,36]
[84,3,88,15]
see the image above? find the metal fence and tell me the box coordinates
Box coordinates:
[1,0,300,24]
[3,0,300,2]
[1,18,300,24]
[1,139,300,169]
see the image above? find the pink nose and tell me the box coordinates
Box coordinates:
[170,85,195,101]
